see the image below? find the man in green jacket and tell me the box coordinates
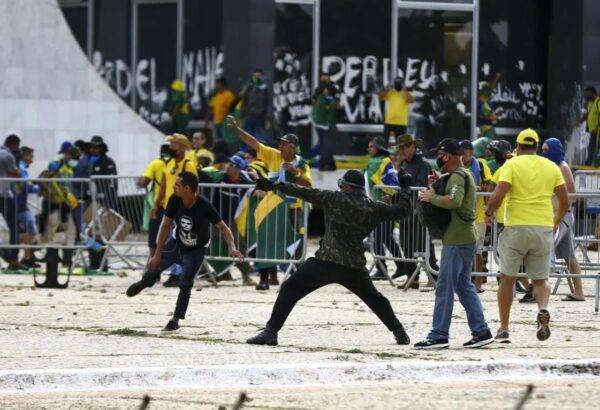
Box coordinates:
[414,139,493,349]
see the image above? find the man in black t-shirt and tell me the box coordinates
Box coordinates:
[126,172,243,331]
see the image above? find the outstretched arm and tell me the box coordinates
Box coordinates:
[276,183,334,209]
[226,115,260,151]
[374,190,413,222]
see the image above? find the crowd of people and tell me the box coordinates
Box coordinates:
[0,72,595,347]
[0,134,117,272]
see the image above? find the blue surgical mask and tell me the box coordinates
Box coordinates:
[68,159,78,168]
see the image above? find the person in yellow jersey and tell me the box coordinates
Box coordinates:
[186,131,215,169]
[487,139,534,301]
[227,114,311,290]
[379,77,414,138]
[583,86,600,166]
[207,78,236,140]
[459,140,492,292]
[138,143,173,257]
[485,128,570,344]
[152,133,197,287]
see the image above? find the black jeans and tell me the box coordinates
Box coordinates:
[266,258,403,331]
[141,238,206,319]
[0,195,18,262]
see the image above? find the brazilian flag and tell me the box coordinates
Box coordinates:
[254,191,301,269]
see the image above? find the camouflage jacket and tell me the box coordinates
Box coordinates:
[277,183,412,269]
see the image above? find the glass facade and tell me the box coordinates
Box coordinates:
[60,0,562,153]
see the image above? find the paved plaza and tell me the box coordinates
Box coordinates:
[0,240,599,408]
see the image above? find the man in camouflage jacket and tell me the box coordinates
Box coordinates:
[246,169,413,346]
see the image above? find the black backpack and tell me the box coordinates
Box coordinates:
[417,169,474,239]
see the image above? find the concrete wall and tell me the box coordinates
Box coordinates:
[0,0,164,177]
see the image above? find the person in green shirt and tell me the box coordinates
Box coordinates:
[311,72,340,171]
[414,138,492,350]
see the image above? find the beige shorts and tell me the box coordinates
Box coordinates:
[475,223,486,255]
[498,226,553,280]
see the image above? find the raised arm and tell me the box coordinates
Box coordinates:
[374,191,413,222]
[226,115,260,151]
[277,182,334,208]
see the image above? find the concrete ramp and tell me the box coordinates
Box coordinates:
[0,0,164,176]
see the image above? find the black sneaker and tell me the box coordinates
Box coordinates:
[519,286,536,303]
[536,309,551,341]
[255,282,269,291]
[371,270,387,281]
[126,281,148,297]
[414,338,449,350]
[515,281,527,294]
[247,327,278,346]
[162,320,180,332]
[463,330,494,348]
[163,275,180,287]
[393,326,410,345]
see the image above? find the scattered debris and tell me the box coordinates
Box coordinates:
[514,384,535,410]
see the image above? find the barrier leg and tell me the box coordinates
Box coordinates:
[33,248,70,289]
[402,263,421,292]
[594,276,600,313]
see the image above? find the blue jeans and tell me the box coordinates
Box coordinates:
[141,238,206,319]
[428,243,489,340]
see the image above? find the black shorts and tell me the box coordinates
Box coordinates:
[383,124,407,137]
[148,208,165,249]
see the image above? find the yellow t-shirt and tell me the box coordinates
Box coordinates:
[158,157,198,208]
[474,158,492,224]
[209,89,236,125]
[257,143,312,208]
[588,97,600,133]
[383,89,411,126]
[142,159,167,201]
[492,166,508,224]
[498,155,565,227]
[257,144,312,183]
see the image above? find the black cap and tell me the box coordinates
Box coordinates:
[278,134,299,146]
[435,138,463,156]
[339,169,365,189]
[372,137,390,154]
[459,140,474,151]
[90,135,108,152]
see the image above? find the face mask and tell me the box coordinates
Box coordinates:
[252,76,263,85]
[68,159,78,168]
[541,138,564,165]
[494,153,505,165]
[436,156,446,169]
[394,81,402,91]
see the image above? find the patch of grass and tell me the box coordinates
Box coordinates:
[108,328,149,337]
[344,348,365,354]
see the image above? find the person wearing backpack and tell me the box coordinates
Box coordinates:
[414,139,493,349]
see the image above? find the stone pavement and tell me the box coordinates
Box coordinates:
[0,245,599,408]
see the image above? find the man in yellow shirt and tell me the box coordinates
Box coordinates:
[138,144,172,257]
[152,134,197,287]
[186,131,215,169]
[379,77,414,138]
[227,115,311,289]
[208,78,236,140]
[486,128,570,344]
[584,86,600,166]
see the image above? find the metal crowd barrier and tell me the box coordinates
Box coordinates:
[369,186,436,289]
[198,182,309,278]
[371,184,600,311]
[87,177,309,278]
[0,177,96,286]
